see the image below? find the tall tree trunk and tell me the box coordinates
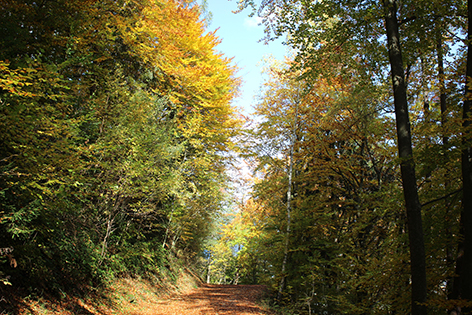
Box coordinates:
[206,261,212,284]
[452,1,472,313]
[277,98,298,302]
[383,1,427,314]
[464,1,472,306]
[462,0,472,303]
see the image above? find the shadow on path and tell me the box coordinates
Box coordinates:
[152,284,273,315]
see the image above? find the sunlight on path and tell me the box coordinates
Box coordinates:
[131,284,273,315]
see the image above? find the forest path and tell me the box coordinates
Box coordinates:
[130,284,274,315]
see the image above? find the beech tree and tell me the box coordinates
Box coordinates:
[455,1,472,313]
[235,0,467,313]
[0,0,241,294]
[383,2,426,313]
[239,57,403,312]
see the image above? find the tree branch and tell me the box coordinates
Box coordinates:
[421,188,463,207]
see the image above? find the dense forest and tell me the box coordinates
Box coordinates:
[2,0,472,315]
[206,1,472,315]
[0,0,242,305]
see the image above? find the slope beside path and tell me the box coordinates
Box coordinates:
[11,275,274,314]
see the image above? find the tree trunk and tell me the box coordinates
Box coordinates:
[463,0,472,307]
[452,1,472,313]
[277,97,299,302]
[206,260,212,284]
[383,1,427,314]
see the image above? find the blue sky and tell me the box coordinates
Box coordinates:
[205,0,288,114]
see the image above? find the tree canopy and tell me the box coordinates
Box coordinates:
[0,0,242,295]
[3,1,472,315]
[201,1,472,314]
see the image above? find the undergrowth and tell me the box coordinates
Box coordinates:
[0,253,202,315]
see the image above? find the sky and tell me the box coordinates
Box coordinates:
[205,0,288,115]
[203,1,290,198]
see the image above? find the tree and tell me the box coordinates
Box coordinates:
[383,2,426,313]
[454,0,472,313]
[235,0,467,313]
[0,0,242,295]
[241,56,412,313]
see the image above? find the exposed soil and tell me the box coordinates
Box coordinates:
[129,284,274,315]
[6,270,274,315]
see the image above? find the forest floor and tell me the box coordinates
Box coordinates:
[9,271,274,315]
[126,284,274,315]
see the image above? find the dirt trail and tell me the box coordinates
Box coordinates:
[132,284,273,315]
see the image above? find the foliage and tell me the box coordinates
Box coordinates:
[0,0,241,299]
[221,46,467,314]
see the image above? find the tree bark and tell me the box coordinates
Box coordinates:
[463,1,472,306]
[452,0,472,312]
[276,103,297,303]
[383,1,427,314]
